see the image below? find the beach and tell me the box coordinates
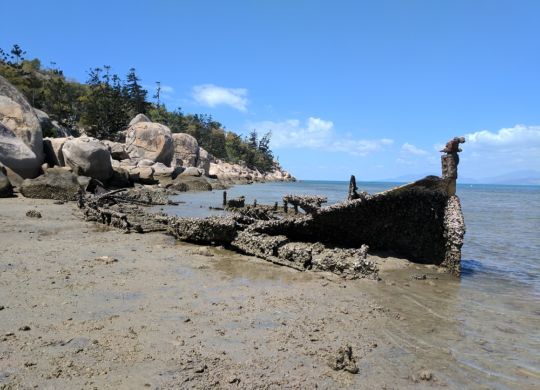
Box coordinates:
[0,196,457,389]
[1,184,539,389]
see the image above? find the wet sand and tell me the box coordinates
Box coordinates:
[0,197,536,389]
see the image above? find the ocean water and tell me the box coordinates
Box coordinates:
[159,180,540,388]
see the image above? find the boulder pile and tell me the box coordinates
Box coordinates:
[0,75,294,201]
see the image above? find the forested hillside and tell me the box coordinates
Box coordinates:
[0,44,275,172]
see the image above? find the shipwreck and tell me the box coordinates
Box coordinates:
[78,137,466,279]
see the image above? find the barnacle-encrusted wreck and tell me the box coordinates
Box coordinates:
[79,137,466,278]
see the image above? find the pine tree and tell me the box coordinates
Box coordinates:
[10,44,26,65]
[124,68,148,115]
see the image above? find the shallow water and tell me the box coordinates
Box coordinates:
[159,180,540,388]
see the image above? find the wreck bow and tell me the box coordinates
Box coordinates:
[78,137,466,277]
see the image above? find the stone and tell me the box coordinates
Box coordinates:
[102,140,130,161]
[137,159,155,167]
[125,166,155,184]
[43,137,69,167]
[25,210,42,218]
[172,133,199,167]
[0,75,44,171]
[20,168,82,201]
[0,122,41,179]
[151,162,181,184]
[62,137,113,181]
[180,166,204,177]
[125,122,174,165]
[197,147,212,175]
[169,176,212,192]
[327,344,359,374]
[128,113,151,127]
[151,162,174,175]
[0,164,13,197]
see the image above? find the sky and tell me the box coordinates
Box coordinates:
[1,0,539,181]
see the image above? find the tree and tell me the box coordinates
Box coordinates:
[80,66,130,139]
[124,68,148,115]
[258,131,271,154]
[247,130,258,149]
[153,81,161,107]
[10,44,26,65]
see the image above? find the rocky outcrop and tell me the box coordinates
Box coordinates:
[125,122,174,165]
[19,168,82,201]
[209,159,295,184]
[0,76,43,177]
[209,160,261,183]
[172,133,199,167]
[263,164,295,182]
[62,137,113,181]
[0,122,42,179]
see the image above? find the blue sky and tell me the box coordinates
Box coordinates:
[1,0,539,181]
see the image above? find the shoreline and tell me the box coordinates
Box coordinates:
[1,196,453,389]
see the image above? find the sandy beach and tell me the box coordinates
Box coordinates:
[0,196,458,389]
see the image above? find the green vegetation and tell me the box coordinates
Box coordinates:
[0,44,275,172]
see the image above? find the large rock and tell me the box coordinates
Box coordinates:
[43,137,69,167]
[0,122,41,179]
[62,137,113,181]
[0,75,43,171]
[180,166,204,177]
[172,133,199,167]
[197,147,213,175]
[128,113,151,127]
[169,176,212,192]
[151,162,181,184]
[102,140,130,161]
[19,168,82,201]
[125,122,174,165]
[0,164,13,197]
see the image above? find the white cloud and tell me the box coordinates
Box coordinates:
[397,142,436,167]
[465,124,540,147]
[248,117,393,156]
[401,142,429,156]
[192,84,248,111]
[459,125,540,177]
